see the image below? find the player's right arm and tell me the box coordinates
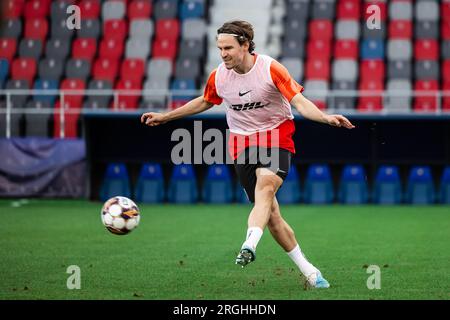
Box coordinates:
[141,96,214,126]
[141,69,221,127]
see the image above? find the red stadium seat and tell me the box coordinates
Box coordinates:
[414,40,438,60]
[152,39,178,60]
[308,20,333,41]
[155,19,180,41]
[337,0,360,19]
[360,60,385,82]
[442,20,450,40]
[442,2,450,22]
[128,0,152,19]
[358,80,384,112]
[72,38,97,61]
[334,40,358,59]
[79,0,101,19]
[24,19,49,43]
[53,100,80,139]
[93,57,119,82]
[443,60,450,85]
[60,79,86,108]
[113,79,141,110]
[120,59,145,83]
[103,20,128,41]
[307,39,331,60]
[414,80,439,112]
[389,20,412,39]
[362,1,387,21]
[99,38,124,60]
[11,58,36,84]
[3,0,25,19]
[0,38,17,62]
[24,0,50,19]
[305,58,330,80]
[443,82,450,112]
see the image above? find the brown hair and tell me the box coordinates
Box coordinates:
[217,20,255,53]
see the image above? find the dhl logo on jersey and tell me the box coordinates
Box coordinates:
[229,102,270,111]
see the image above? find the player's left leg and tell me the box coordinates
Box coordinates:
[267,198,330,288]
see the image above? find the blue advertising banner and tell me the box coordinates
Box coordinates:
[0,138,86,198]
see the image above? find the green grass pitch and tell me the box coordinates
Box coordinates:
[0,200,449,300]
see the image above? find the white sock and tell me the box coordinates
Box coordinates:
[242,227,263,252]
[287,244,318,277]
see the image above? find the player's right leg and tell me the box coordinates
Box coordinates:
[267,198,330,288]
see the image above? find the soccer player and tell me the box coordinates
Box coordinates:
[141,20,355,289]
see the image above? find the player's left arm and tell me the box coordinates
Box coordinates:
[290,93,355,129]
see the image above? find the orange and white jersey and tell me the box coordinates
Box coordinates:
[204,54,303,135]
[203,53,304,159]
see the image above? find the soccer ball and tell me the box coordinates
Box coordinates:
[101,196,141,235]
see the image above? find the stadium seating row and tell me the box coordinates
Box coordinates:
[100,163,450,205]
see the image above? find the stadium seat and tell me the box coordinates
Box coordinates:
[53,100,81,138]
[309,20,333,41]
[337,0,360,19]
[307,39,331,60]
[439,167,450,204]
[415,40,439,60]
[332,59,358,82]
[330,80,356,110]
[0,102,22,137]
[0,19,22,39]
[0,59,9,87]
[0,38,17,62]
[311,0,335,20]
[385,80,412,112]
[3,0,25,19]
[24,0,50,19]
[286,1,310,20]
[304,164,334,204]
[179,1,205,20]
[24,18,48,43]
[33,79,58,105]
[65,58,91,82]
[154,0,178,19]
[155,19,180,42]
[102,0,126,21]
[79,0,101,19]
[387,40,412,60]
[135,163,165,203]
[126,38,151,60]
[78,19,101,39]
[389,20,412,39]
[100,163,132,202]
[305,58,330,80]
[276,165,301,204]
[335,20,359,40]
[51,18,76,39]
[388,60,411,80]
[284,18,308,41]
[303,80,328,110]
[282,39,305,58]
[334,40,358,59]
[181,19,207,40]
[103,19,127,41]
[415,21,438,40]
[373,165,402,204]
[61,79,85,108]
[361,40,384,60]
[415,0,439,22]
[363,1,387,21]
[362,21,386,40]
[170,79,196,107]
[389,1,412,20]
[360,60,385,82]
[338,165,369,204]
[168,164,198,204]
[414,80,439,112]
[202,164,233,204]
[18,38,42,60]
[85,79,113,109]
[24,100,51,137]
[113,79,141,110]
[93,58,118,83]
[406,166,435,204]
[11,58,36,84]
[72,38,97,61]
[121,59,145,84]
[178,39,205,59]
[175,57,201,80]
[128,0,152,19]
[99,38,124,60]
[39,58,64,82]
[46,38,70,60]
[415,60,439,81]
[129,19,154,38]
[5,79,29,106]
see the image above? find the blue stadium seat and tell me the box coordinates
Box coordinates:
[235,183,250,203]
[439,167,450,204]
[373,165,402,204]
[276,165,301,204]
[304,164,334,204]
[135,163,165,203]
[168,164,198,203]
[0,59,9,88]
[100,163,131,202]
[179,1,205,19]
[361,39,385,60]
[339,165,369,204]
[33,79,59,105]
[170,79,196,102]
[202,164,233,203]
[406,166,435,204]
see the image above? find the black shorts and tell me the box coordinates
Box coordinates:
[234,147,293,203]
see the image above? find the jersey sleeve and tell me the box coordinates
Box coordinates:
[270,60,304,102]
[203,69,223,105]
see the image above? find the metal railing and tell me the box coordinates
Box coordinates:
[0,89,449,138]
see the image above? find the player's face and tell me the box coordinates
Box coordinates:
[216,35,247,70]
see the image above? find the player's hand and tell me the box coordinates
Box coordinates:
[324,114,355,129]
[140,112,168,127]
